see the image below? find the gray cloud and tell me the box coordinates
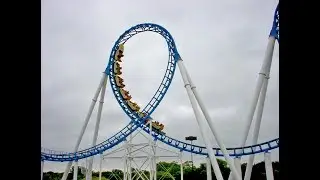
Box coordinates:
[41,0,279,172]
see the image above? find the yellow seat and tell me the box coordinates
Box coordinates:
[115,76,125,88]
[127,100,140,111]
[113,62,122,75]
[115,44,124,62]
[120,89,131,100]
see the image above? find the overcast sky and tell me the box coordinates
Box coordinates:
[41,0,279,172]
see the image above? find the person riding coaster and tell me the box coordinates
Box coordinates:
[144,118,165,134]
[127,100,140,111]
[120,88,131,100]
[113,62,122,75]
[115,44,124,62]
[112,43,165,135]
[115,76,125,88]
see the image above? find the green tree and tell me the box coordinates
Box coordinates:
[42,160,280,180]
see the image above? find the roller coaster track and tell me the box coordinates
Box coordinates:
[41,5,279,162]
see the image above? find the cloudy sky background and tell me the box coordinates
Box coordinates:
[41,0,279,172]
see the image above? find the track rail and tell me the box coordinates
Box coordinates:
[41,22,279,162]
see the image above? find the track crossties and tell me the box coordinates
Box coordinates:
[41,23,279,162]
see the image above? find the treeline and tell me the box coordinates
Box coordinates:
[43,159,279,180]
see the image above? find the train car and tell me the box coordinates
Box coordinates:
[115,44,124,62]
[137,111,148,118]
[137,111,153,122]
[154,121,164,131]
[113,62,122,75]
[145,119,165,135]
[120,88,131,100]
[115,76,125,88]
[127,100,140,112]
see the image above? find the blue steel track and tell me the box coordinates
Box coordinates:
[41,6,279,162]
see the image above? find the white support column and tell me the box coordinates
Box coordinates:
[178,60,241,180]
[123,155,127,180]
[73,161,78,180]
[99,154,103,180]
[229,36,276,180]
[149,121,154,180]
[240,36,276,150]
[124,139,129,180]
[244,78,270,180]
[177,59,224,180]
[133,166,147,180]
[61,73,107,180]
[234,157,242,179]
[128,128,132,180]
[228,157,241,180]
[41,160,44,180]
[87,75,108,180]
[206,156,212,180]
[158,163,175,180]
[264,152,274,180]
[241,36,276,151]
[85,158,88,179]
[128,150,132,180]
[154,140,157,180]
[180,152,184,180]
